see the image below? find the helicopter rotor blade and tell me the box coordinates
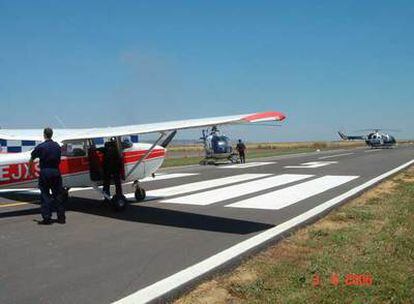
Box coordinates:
[352,128,401,133]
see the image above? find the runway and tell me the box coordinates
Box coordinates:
[1,145,413,304]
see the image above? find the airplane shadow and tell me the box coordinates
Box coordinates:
[0,192,274,235]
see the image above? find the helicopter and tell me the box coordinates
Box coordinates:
[338,129,397,148]
[199,126,240,165]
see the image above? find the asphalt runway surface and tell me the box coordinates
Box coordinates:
[1,145,413,304]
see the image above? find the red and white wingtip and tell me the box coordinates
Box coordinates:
[242,111,286,123]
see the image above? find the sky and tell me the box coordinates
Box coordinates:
[0,0,413,142]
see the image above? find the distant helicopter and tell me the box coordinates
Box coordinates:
[199,126,239,165]
[338,129,397,148]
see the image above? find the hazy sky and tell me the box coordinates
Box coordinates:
[1,0,413,142]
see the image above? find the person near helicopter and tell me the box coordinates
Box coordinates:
[236,139,247,163]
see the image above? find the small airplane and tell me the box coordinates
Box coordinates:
[338,129,397,148]
[0,111,286,210]
[199,126,239,165]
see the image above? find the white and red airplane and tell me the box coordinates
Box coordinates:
[0,111,286,210]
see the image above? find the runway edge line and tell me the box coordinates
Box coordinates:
[112,159,414,304]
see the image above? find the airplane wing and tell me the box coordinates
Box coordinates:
[0,111,286,143]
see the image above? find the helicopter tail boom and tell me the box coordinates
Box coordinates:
[338,131,365,141]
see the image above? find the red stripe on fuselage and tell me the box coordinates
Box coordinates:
[0,149,165,186]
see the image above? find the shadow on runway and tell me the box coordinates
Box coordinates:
[0,192,274,235]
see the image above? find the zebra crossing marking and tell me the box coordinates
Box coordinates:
[219,162,276,169]
[161,174,312,206]
[227,175,359,210]
[141,173,270,199]
[285,161,337,169]
[141,173,199,182]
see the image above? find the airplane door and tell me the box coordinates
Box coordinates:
[88,144,104,182]
[88,138,126,182]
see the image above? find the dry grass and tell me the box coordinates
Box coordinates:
[168,141,364,153]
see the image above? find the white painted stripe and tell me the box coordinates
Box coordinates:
[364,149,382,152]
[68,173,199,193]
[140,173,199,182]
[0,174,198,194]
[112,159,414,304]
[318,153,354,160]
[228,175,359,210]
[220,162,276,169]
[143,174,270,198]
[161,174,313,206]
[285,161,337,169]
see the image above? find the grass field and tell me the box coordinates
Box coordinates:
[162,141,365,168]
[167,141,364,153]
[162,148,317,167]
[175,166,414,304]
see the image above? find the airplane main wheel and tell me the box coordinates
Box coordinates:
[135,188,146,202]
[111,194,128,211]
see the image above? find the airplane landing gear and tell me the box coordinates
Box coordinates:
[111,194,128,211]
[61,187,70,202]
[135,188,146,201]
[133,180,146,202]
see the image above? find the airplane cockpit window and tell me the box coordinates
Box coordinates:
[61,142,87,157]
[121,138,133,149]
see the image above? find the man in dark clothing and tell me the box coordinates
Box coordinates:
[236,139,247,164]
[98,138,124,199]
[29,127,65,225]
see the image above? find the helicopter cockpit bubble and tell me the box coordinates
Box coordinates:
[211,135,232,154]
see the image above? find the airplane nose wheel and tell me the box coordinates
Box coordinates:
[135,187,146,202]
[111,194,128,211]
[133,180,146,202]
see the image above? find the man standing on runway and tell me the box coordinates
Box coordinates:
[236,139,247,164]
[29,127,65,225]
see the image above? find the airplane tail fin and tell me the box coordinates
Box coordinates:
[338,131,348,140]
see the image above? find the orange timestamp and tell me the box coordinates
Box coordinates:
[312,273,373,287]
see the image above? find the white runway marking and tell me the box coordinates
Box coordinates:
[318,153,354,160]
[70,173,200,193]
[143,174,270,198]
[228,175,359,210]
[285,161,337,169]
[141,173,199,182]
[161,174,313,206]
[112,160,414,304]
[220,162,276,169]
[0,173,200,195]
